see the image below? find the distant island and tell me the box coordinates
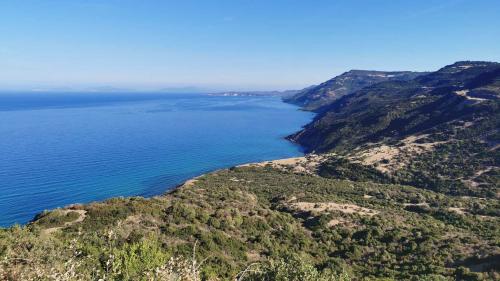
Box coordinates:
[209,89,302,97]
[1,61,499,280]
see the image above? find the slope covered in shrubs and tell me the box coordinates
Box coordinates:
[1,166,498,280]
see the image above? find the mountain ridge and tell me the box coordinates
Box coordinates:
[284,69,427,111]
[288,60,500,197]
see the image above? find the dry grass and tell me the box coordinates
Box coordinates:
[347,134,447,173]
[289,202,378,217]
[238,154,326,175]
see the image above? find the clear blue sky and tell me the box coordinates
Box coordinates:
[1,0,499,91]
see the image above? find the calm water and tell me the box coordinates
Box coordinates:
[0,93,313,226]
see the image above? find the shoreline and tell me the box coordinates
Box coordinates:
[176,156,306,190]
[177,153,324,190]
[1,97,314,228]
[17,154,320,229]
[14,153,319,228]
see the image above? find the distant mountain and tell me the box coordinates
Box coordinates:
[290,61,500,197]
[284,70,426,110]
[156,86,212,93]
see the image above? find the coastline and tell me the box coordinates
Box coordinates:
[236,154,324,174]
[1,95,313,227]
[172,153,325,192]
[22,146,319,228]
[23,154,321,228]
[174,155,313,190]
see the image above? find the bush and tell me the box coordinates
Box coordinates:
[241,255,350,281]
[109,237,169,280]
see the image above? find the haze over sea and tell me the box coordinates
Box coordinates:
[0,93,313,226]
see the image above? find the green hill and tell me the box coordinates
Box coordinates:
[1,166,499,280]
[290,61,500,198]
[284,70,425,111]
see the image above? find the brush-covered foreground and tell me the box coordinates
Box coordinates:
[1,166,498,280]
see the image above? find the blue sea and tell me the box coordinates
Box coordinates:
[0,92,313,226]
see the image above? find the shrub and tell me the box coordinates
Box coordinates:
[241,255,350,281]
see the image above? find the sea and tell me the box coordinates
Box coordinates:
[0,92,313,226]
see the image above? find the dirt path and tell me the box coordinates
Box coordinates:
[42,209,87,235]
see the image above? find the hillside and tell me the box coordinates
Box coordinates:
[284,70,425,111]
[290,61,500,198]
[1,61,499,281]
[1,164,499,280]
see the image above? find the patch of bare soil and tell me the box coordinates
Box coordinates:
[461,166,497,188]
[182,178,198,188]
[290,202,378,216]
[327,218,348,226]
[246,251,261,261]
[288,201,378,228]
[448,207,467,215]
[238,154,327,175]
[455,89,488,102]
[403,202,429,207]
[347,134,447,173]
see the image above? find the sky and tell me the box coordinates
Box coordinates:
[1,0,499,92]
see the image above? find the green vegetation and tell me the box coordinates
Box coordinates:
[243,256,350,281]
[33,210,81,228]
[1,166,498,280]
[291,61,500,198]
[318,157,392,183]
[284,70,424,111]
[1,61,499,280]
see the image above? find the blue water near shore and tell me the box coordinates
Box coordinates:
[0,92,313,226]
